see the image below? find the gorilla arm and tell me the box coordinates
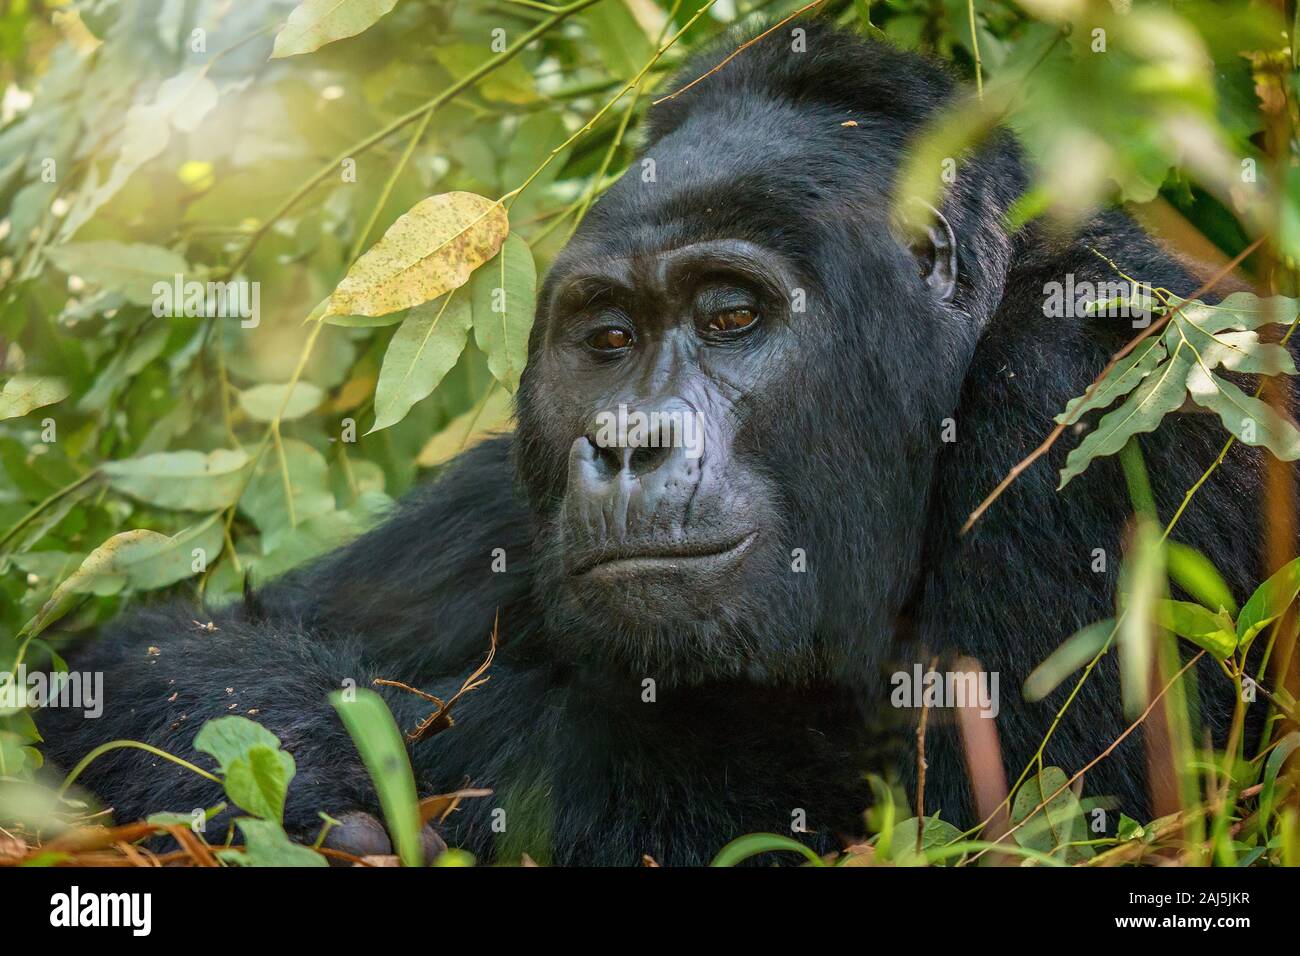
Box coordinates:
[37,437,536,839]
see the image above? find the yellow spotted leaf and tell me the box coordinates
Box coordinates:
[324,192,508,319]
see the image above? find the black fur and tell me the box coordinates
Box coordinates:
[39,24,1271,865]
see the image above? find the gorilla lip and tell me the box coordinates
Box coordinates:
[571,530,758,577]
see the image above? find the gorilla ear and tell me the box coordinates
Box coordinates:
[902,201,958,303]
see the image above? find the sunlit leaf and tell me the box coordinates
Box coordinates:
[216,818,326,867]
[239,439,335,552]
[46,241,189,306]
[416,387,513,468]
[324,192,507,318]
[237,382,324,422]
[0,376,68,420]
[22,519,222,636]
[272,0,399,59]
[710,832,825,867]
[1118,517,1164,718]
[223,746,296,823]
[1010,765,1094,862]
[1186,363,1300,460]
[1059,346,1193,488]
[1025,618,1115,701]
[1055,338,1165,427]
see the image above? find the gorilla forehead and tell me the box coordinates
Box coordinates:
[582,102,897,255]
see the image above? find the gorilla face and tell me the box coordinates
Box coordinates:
[534,237,799,635]
[514,90,975,687]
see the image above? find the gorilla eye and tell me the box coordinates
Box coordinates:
[587,327,632,352]
[708,308,757,333]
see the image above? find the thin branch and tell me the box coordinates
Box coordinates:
[652,0,827,105]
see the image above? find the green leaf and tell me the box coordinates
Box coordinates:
[45,241,189,306]
[709,832,826,867]
[1167,541,1238,616]
[58,69,218,238]
[1024,618,1114,701]
[415,386,513,468]
[1169,292,1299,335]
[216,818,326,867]
[194,716,286,773]
[1180,326,1297,376]
[151,68,220,133]
[431,848,476,867]
[1156,599,1237,660]
[1010,766,1094,862]
[1055,292,1300,488]
[248,495,387,581]
[1058,346,1193,488]
[330,688,422,867]
[195,719,297,824]
[103,448,252,511]
[224,745,296,823]
[369,291,472,433]
[1236,556,1300,654]
[1259,731,1300,828]
[1118,517,1164,718]
[1186,363,1300,461]
[1117,814,1146,841]
[272,0,400,59]
[882,815,964,865]
[116,515,224,590]
[22,519,223,636]
[472,234,536,394]
[0,376,69,420]
[582,0,655,80]
[237,383,324,422]
[239,439,336,553]
[1054,338,1165,427]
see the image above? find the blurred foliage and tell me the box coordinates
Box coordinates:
[1,0,1299,864]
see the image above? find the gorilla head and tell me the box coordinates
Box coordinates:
[514,25,1025,687]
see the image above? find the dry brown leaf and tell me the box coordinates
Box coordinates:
[417,788,494,827]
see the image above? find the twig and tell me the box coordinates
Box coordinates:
[652,0,827,105]
[375,615,499,743]
[915,654,937,855]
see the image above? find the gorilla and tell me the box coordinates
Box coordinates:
[39,23,1269,865]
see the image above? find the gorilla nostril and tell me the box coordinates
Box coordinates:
[628,443,671,478]
[584,432,674,480]
[590,439,624,479]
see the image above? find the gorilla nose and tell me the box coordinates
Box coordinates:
[566,402,705,535]
[581,401,702,482]
[589,438,672,480]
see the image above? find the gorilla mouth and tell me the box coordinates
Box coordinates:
[571,531,758,578]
